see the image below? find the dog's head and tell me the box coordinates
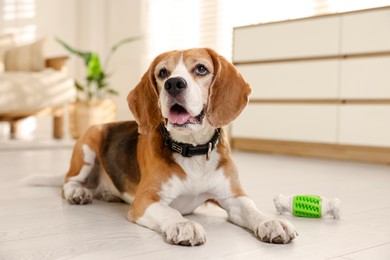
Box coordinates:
[128,48,251,136]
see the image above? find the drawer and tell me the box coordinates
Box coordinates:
[340,56,390,99]
[341,9,390,53]
[339,105,390,147]
[237,60,339,99]
[232,104,338,143]
[233,16,340,62]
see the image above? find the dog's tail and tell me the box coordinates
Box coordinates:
[22,174,64,187]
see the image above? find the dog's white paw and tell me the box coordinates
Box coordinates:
[62,182,93,205]
[164,221,207,246]
[255,219,297,244]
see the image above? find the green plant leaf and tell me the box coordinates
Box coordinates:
[74,81,85,92]
[56,37,92,65]
[57,36,140,102]
[111,36,141,53]
[88,91,93,101]
[97,82,108,89]
[104,36,141,69]
[107,89,119,96]
[87,53,102,78]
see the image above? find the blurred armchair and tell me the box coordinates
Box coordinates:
[0,34,76,139]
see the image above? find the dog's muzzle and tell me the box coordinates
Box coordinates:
[164,76,204,127]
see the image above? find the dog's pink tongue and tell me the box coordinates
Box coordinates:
[168,110,191,124]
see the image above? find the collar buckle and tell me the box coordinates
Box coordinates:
[206,142,212,160]
[171,143,183,154]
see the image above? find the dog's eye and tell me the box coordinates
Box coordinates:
[158,68,169,79]
[195,64,208,76]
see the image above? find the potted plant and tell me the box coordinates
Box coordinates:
[57,37,138,139]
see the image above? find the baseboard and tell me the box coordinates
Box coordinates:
[231,138,390,165]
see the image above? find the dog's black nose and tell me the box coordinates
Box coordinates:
[164,77,187,97]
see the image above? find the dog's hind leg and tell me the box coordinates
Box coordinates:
[62,143,98,205]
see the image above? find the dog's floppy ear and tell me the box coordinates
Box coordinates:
[205,48,252,127]
[127,61,162,135]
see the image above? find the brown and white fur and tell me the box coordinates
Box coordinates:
[62,48,297,246]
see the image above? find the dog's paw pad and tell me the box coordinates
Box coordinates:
[165,221,206,246]
[255,219,297,244]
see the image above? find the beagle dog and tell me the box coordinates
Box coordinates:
[62,48,297,246]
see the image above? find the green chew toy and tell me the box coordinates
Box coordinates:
[274,194,340,219]
[292,195,322,218]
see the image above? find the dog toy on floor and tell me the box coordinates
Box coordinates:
[274,194,341,219]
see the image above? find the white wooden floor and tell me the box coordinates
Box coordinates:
[1,141,390,260]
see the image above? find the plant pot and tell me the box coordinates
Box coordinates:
[69,99,116,139]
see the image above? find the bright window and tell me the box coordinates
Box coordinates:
[146,0,390,60]
[0,0,36,43]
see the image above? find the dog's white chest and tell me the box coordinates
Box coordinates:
[159,152,231,214]
[170,193,211,215]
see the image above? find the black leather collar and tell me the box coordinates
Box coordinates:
[161,125,221,157]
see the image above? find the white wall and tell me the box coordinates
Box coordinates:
[104,0,147,120]
[35,0,79,77]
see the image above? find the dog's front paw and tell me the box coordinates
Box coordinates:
[255,219,297,244]
[165,221,207,246]
[62,183,93,205]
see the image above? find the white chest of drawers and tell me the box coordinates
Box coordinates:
[232,7,390,164]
